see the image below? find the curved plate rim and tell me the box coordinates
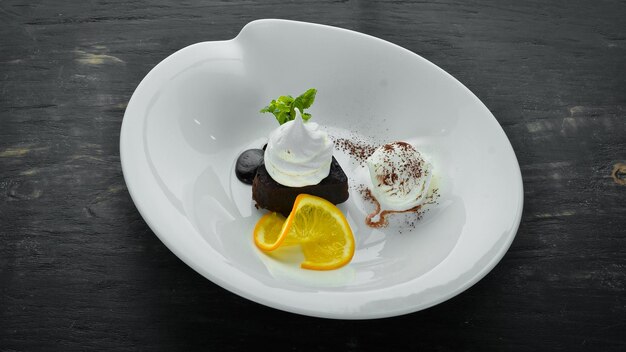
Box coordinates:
[120,19,524,319]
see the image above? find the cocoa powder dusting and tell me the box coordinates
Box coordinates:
[379,142,425,186]
[360,186,440,229]
[394,141,412,150]
[383,143,394,151]
[335,138,377,165]
[337,138,439,230]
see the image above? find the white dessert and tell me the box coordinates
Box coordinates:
[366,141,433,211]
[264,109,333,187]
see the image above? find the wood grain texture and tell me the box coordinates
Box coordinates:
[1,0,624,350]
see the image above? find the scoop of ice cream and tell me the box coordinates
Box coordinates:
[264,109,333,187]
[366,141,433,211]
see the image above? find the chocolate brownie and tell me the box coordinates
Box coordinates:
[252,157,349,216]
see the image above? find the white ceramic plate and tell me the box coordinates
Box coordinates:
[120,19,523,319]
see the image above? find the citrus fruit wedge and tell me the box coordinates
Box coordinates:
[253,212,289,251]
[253,194,355,270]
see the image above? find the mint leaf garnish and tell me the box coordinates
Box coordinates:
[260,88,317,125]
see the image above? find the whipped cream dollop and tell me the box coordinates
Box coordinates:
[366,141,433,211]
[264,109,333,187]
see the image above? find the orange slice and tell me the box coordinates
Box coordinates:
[253,194,355,270]
[253,212,289,251]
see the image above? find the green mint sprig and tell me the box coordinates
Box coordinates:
[259,88,317,125]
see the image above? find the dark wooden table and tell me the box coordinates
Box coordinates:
[1,1,625,350]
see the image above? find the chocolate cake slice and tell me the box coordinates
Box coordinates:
[252,157,349,216]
